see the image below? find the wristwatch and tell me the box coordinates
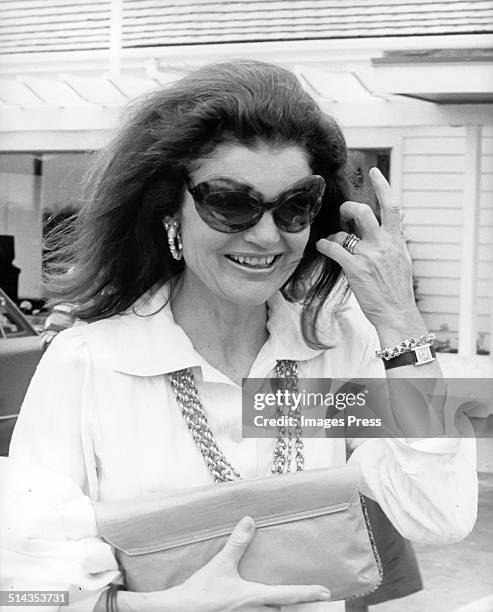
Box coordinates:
[383,344,436,370]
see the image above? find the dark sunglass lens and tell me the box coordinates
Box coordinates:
[275,190,323,232]
[196,191,260,232]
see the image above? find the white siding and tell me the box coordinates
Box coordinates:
[403,125,493,353]
[403,127,464,350]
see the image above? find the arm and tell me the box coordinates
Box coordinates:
[348,435,477,544]
[317,169,446,436]
[0,457,120,612]
[316,168,478,543]
[346,317,477,544]
[4,330,121,611]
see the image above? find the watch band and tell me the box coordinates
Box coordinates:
[384,344,436,370]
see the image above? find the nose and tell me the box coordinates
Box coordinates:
[242,211,282,247]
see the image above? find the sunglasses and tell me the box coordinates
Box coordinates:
[187,174,326,233]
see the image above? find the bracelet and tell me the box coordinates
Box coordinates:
[383,344,436,369]
[375,333,436,361]
[105,584,122,612]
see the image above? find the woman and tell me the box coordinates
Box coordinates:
[4,60,477,611]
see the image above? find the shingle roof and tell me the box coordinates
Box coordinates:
[1,0,492,55]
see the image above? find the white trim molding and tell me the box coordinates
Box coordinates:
[458,125,482,357]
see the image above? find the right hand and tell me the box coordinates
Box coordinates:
[168,516,332,612]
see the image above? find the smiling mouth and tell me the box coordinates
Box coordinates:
[225,254,281,269]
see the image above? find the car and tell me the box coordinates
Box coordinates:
[0,287,44,456]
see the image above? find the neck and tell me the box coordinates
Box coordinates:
[170,271,269,366]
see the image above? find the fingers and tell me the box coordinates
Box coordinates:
[217,516,256,567]
[369,167,401,234]
[339,201,380,242]
[316,237,358,271]
[255,584,331,606]
[329,231,362,254]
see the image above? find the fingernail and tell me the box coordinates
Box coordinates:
[240,516,254,534]
[319,591,331,600]
[369,167,378,176]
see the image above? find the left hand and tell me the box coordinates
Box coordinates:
[316,167,417,329]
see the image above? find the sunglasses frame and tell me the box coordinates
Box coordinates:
[187,174,326,233]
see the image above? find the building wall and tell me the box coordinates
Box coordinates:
[0,153,88,299]
[0,155,42,299]
[344,120,491,353]
[402,125,492,351]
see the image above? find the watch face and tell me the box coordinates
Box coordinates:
[414,344,434,365]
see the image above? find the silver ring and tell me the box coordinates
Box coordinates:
[342,233,360,254]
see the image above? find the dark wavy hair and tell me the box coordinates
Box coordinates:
[47,60,350,348]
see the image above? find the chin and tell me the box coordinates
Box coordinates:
[219,282,282,306]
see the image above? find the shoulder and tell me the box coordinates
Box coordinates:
[40,326,89,368]
[49,283,172,368]
[42,315,123,372]
[25,317,131,410]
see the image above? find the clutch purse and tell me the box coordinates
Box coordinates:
[94,464,382,601]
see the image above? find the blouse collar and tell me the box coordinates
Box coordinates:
[102,281,327,378]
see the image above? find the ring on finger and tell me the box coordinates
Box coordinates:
[342,232,360,254]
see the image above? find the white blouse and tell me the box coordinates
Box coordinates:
[2,283,478,612]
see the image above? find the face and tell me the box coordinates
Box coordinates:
[176,142,313,306]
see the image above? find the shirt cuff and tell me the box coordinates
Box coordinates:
[395,437,462,454]
[68,588,108,612]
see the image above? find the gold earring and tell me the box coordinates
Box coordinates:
[164,220,183,261]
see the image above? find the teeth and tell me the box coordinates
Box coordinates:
[229,254,276,267]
